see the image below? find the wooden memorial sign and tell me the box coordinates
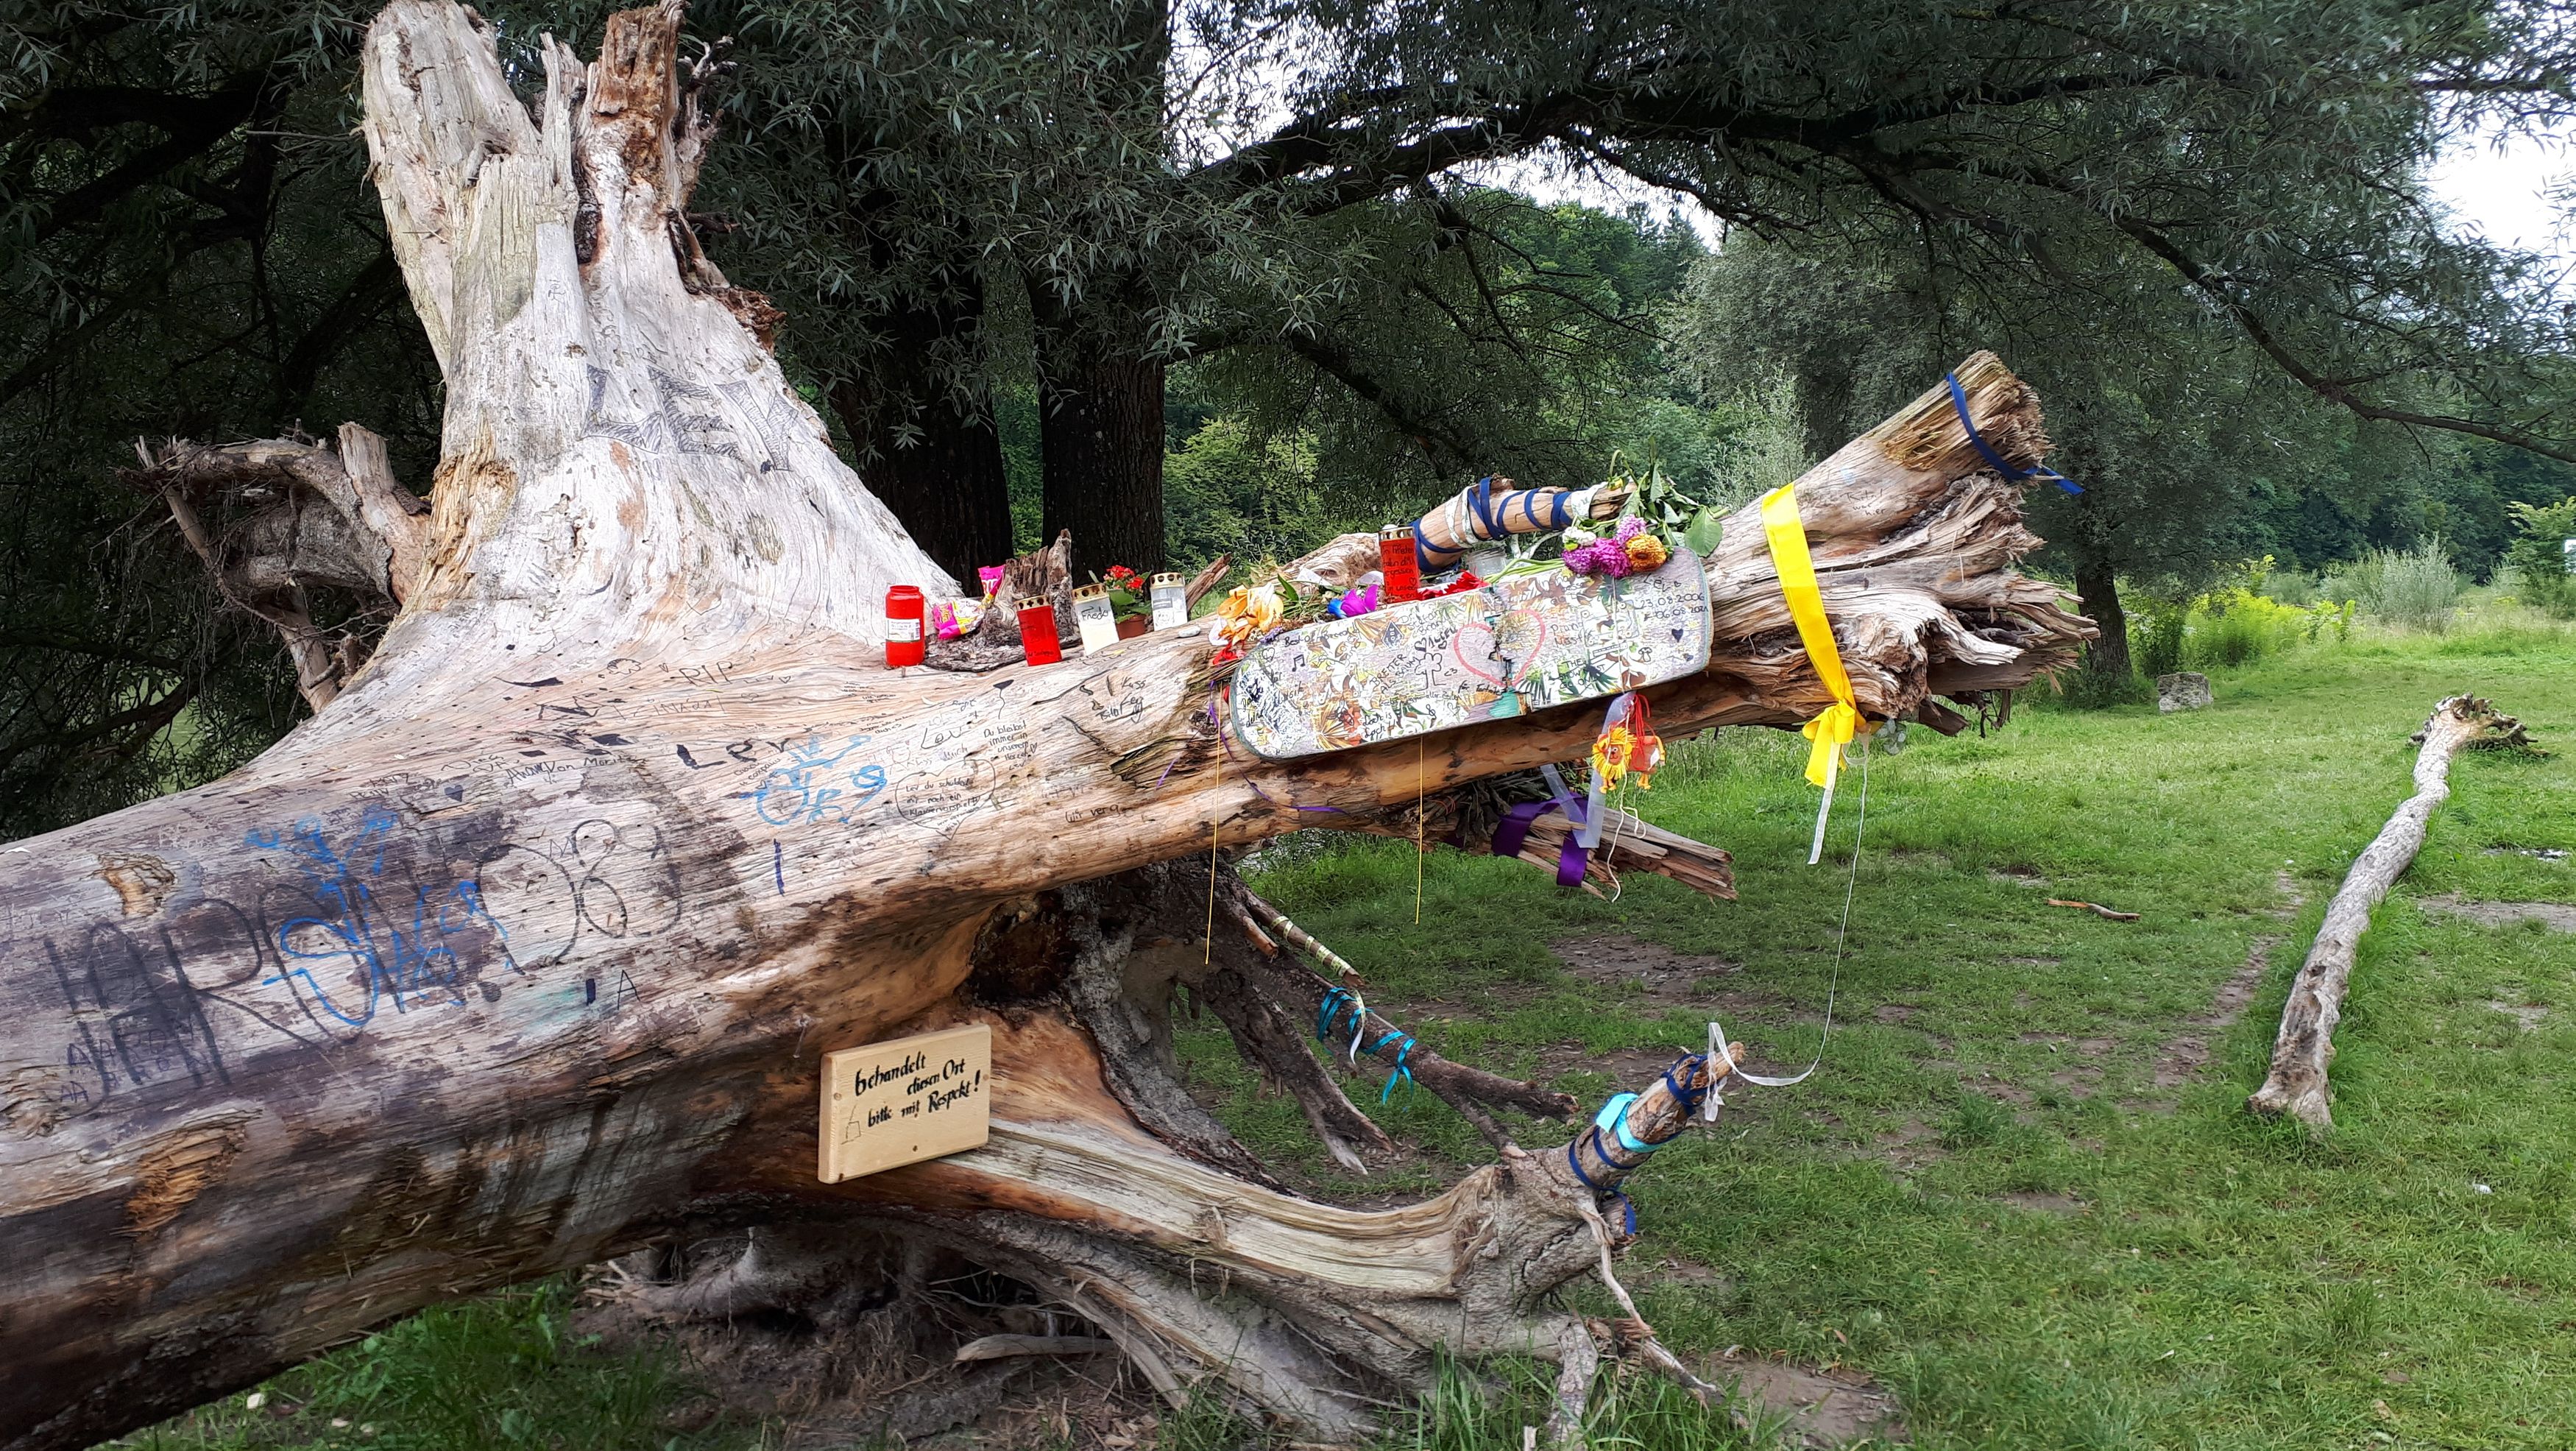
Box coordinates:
[1229,548,1713,760]
[819,1023,992,1182]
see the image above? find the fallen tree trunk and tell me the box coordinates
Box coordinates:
[0,4,2090,1445]
[2247,695,2534,1132]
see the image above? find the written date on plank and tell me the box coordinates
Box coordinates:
[818,1023,991,1182]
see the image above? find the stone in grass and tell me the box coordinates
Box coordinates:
[2157,671,2212,713]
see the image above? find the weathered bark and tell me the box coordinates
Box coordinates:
[2248,696,2533,1132]
[824,286,1017,584]
[132,424,431,710]
[2073,554,2130,685]
[0,4,2092,1446]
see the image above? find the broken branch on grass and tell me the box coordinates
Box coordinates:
[2248,695,2538,1132]
[2048,898,2139,922]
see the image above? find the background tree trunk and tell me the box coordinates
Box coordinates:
[825,289,1016,585]
[2075,555,2131,682]
[1029,0,1170,579]
[0,6,2092,1446]
[1034,288,1168,577]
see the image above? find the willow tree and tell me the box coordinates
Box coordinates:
[0,4,2092,1447]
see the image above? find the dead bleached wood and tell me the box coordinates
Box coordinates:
[0,1,2092,1444]
[132,426,431,709]
[2247,696,2536,1132]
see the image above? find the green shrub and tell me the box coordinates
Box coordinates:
[2260,568,2323,607]
[2329,541,2465,632]
[2187,591,2306,669]
[2129,560,2318,678]
[2501,496,2576,618]
[2130,603,2187,679]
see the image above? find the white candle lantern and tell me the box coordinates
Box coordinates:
[1072,584,1120,653]
[1150,572,1189,630]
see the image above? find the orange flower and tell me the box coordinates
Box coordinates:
[1624,534,1669,571]
[1209,582,1285,649]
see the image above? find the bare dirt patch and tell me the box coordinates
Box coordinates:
[1642,1254,1729,1288]
[1554,933,1745,1002]
[2154,872,2306,1090]
[1707,1351,1906,1446]
[1988,867,2048,889]
[2419,894,2576,932]
[1869,1118,1944,1171]
[2488,1000,2550,1030]
[1539,1042,1702,1086]
[1998,1190,2084,1215]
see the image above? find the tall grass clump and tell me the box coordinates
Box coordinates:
[1376,1355,1772,1451]
[2329,540,2464,632]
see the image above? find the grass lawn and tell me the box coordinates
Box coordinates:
[118,620,2576,1451]
[1218,617,2576,1450]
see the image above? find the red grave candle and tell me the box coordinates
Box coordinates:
[1016,596,1063,665]
[884,585,926,667]
[1378,523,1422,602]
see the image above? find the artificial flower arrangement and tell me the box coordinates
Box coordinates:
[1206,579,1288,665]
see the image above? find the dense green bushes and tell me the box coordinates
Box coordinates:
[2130,559,2337,677]
[2502,497,2576,618]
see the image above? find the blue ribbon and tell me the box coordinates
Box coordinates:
[1317,986,1360,1043]
[1945,372,2082,495]
[1660,1055,1710,1116]
[1596,1092,1660,1157]
[1371,1030,1417,1102]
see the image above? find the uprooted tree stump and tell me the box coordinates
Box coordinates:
[0,4,2094,1447]
[2248,695,2536,1133]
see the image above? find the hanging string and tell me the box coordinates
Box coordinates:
[1414,738,1426,924]
[1205,730,1220,964]
[1710,731,1870,1091]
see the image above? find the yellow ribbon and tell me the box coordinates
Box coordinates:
[1758,481,1869,790]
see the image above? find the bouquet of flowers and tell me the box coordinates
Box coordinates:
[1557,455,1722,578]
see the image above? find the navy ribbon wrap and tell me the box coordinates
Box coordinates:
[1945,372,2082,495]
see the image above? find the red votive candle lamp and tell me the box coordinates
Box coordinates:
[1016,596,1063,665]
[885,585,926,667]
[1379,523,1422,602]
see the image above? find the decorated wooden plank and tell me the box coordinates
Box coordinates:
[1229,548,1712,759]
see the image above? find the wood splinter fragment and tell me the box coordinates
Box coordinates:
[2048,898,2139,922]
[954,1335,1119,1363]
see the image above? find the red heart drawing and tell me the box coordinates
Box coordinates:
[1451,611,1548,691]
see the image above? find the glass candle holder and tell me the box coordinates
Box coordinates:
[1379,524,1422,602]
[884,585,925,667]
[1149,572,1189,630]
[1072,583,1120,654]
[1016,596,1062,666]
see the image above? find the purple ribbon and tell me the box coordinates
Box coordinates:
[1492,797,1590,887]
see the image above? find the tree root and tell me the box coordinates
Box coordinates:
[765,874,1767,1442]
